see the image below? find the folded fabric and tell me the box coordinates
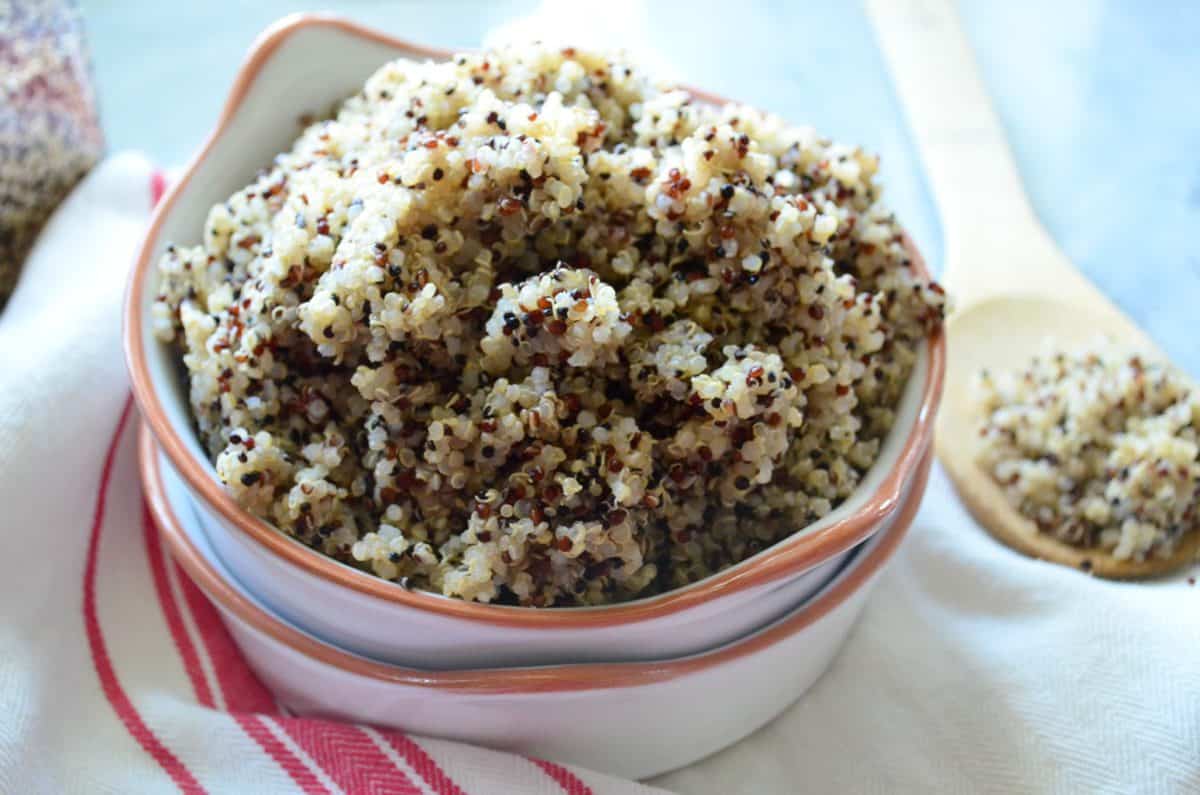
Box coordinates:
[0,154,665,795]
[655,465,1200,793]
[2,153,1196,795]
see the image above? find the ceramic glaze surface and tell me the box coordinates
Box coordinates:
[123,16,943,665]
[145,427,931,778]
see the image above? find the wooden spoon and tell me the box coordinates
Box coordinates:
[866,0,1199,577]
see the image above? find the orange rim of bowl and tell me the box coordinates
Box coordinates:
[141,422,932,692]
[124,12,945,629]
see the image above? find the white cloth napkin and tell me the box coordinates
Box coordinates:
[0,155,666,795]
[654,472,1200,794]
[2,154,1197,795]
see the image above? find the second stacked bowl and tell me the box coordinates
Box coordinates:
[142,421,933,778]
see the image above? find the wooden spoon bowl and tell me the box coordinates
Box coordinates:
[869,0,1199,578]
[938,296,1199,578]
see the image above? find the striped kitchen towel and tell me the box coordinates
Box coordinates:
[0,153,667,795]
[4,150,1197,795]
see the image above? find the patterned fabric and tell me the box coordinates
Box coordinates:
[0,0,103,307]
[0,153,666,794]
[1,153,1196,793]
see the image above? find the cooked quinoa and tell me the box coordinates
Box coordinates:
[154,45,944,606]
[975,345,1200,561]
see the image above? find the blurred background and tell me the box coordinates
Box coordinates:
[15,0,1200,373]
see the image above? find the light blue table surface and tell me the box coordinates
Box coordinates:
[79,1,1199,375]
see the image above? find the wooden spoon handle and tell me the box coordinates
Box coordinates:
[865,0,1092,309]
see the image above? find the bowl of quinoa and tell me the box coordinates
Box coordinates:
[127,15,944,656]
[975,342,1199,574]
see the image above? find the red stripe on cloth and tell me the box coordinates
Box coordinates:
[83,397,206,794]
[278,720,424,795]
[143,509,322,792]
[532,759,594,795]
[139,171,327,794]
[143,504,216,708]
[172,557,277,714]
[234,715,330,795]
[151,170,168,204]
[171,558,446,794]
[382,733,468,795]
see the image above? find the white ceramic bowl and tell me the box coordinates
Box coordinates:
[124,14,944,669]
[142,424,932,779]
